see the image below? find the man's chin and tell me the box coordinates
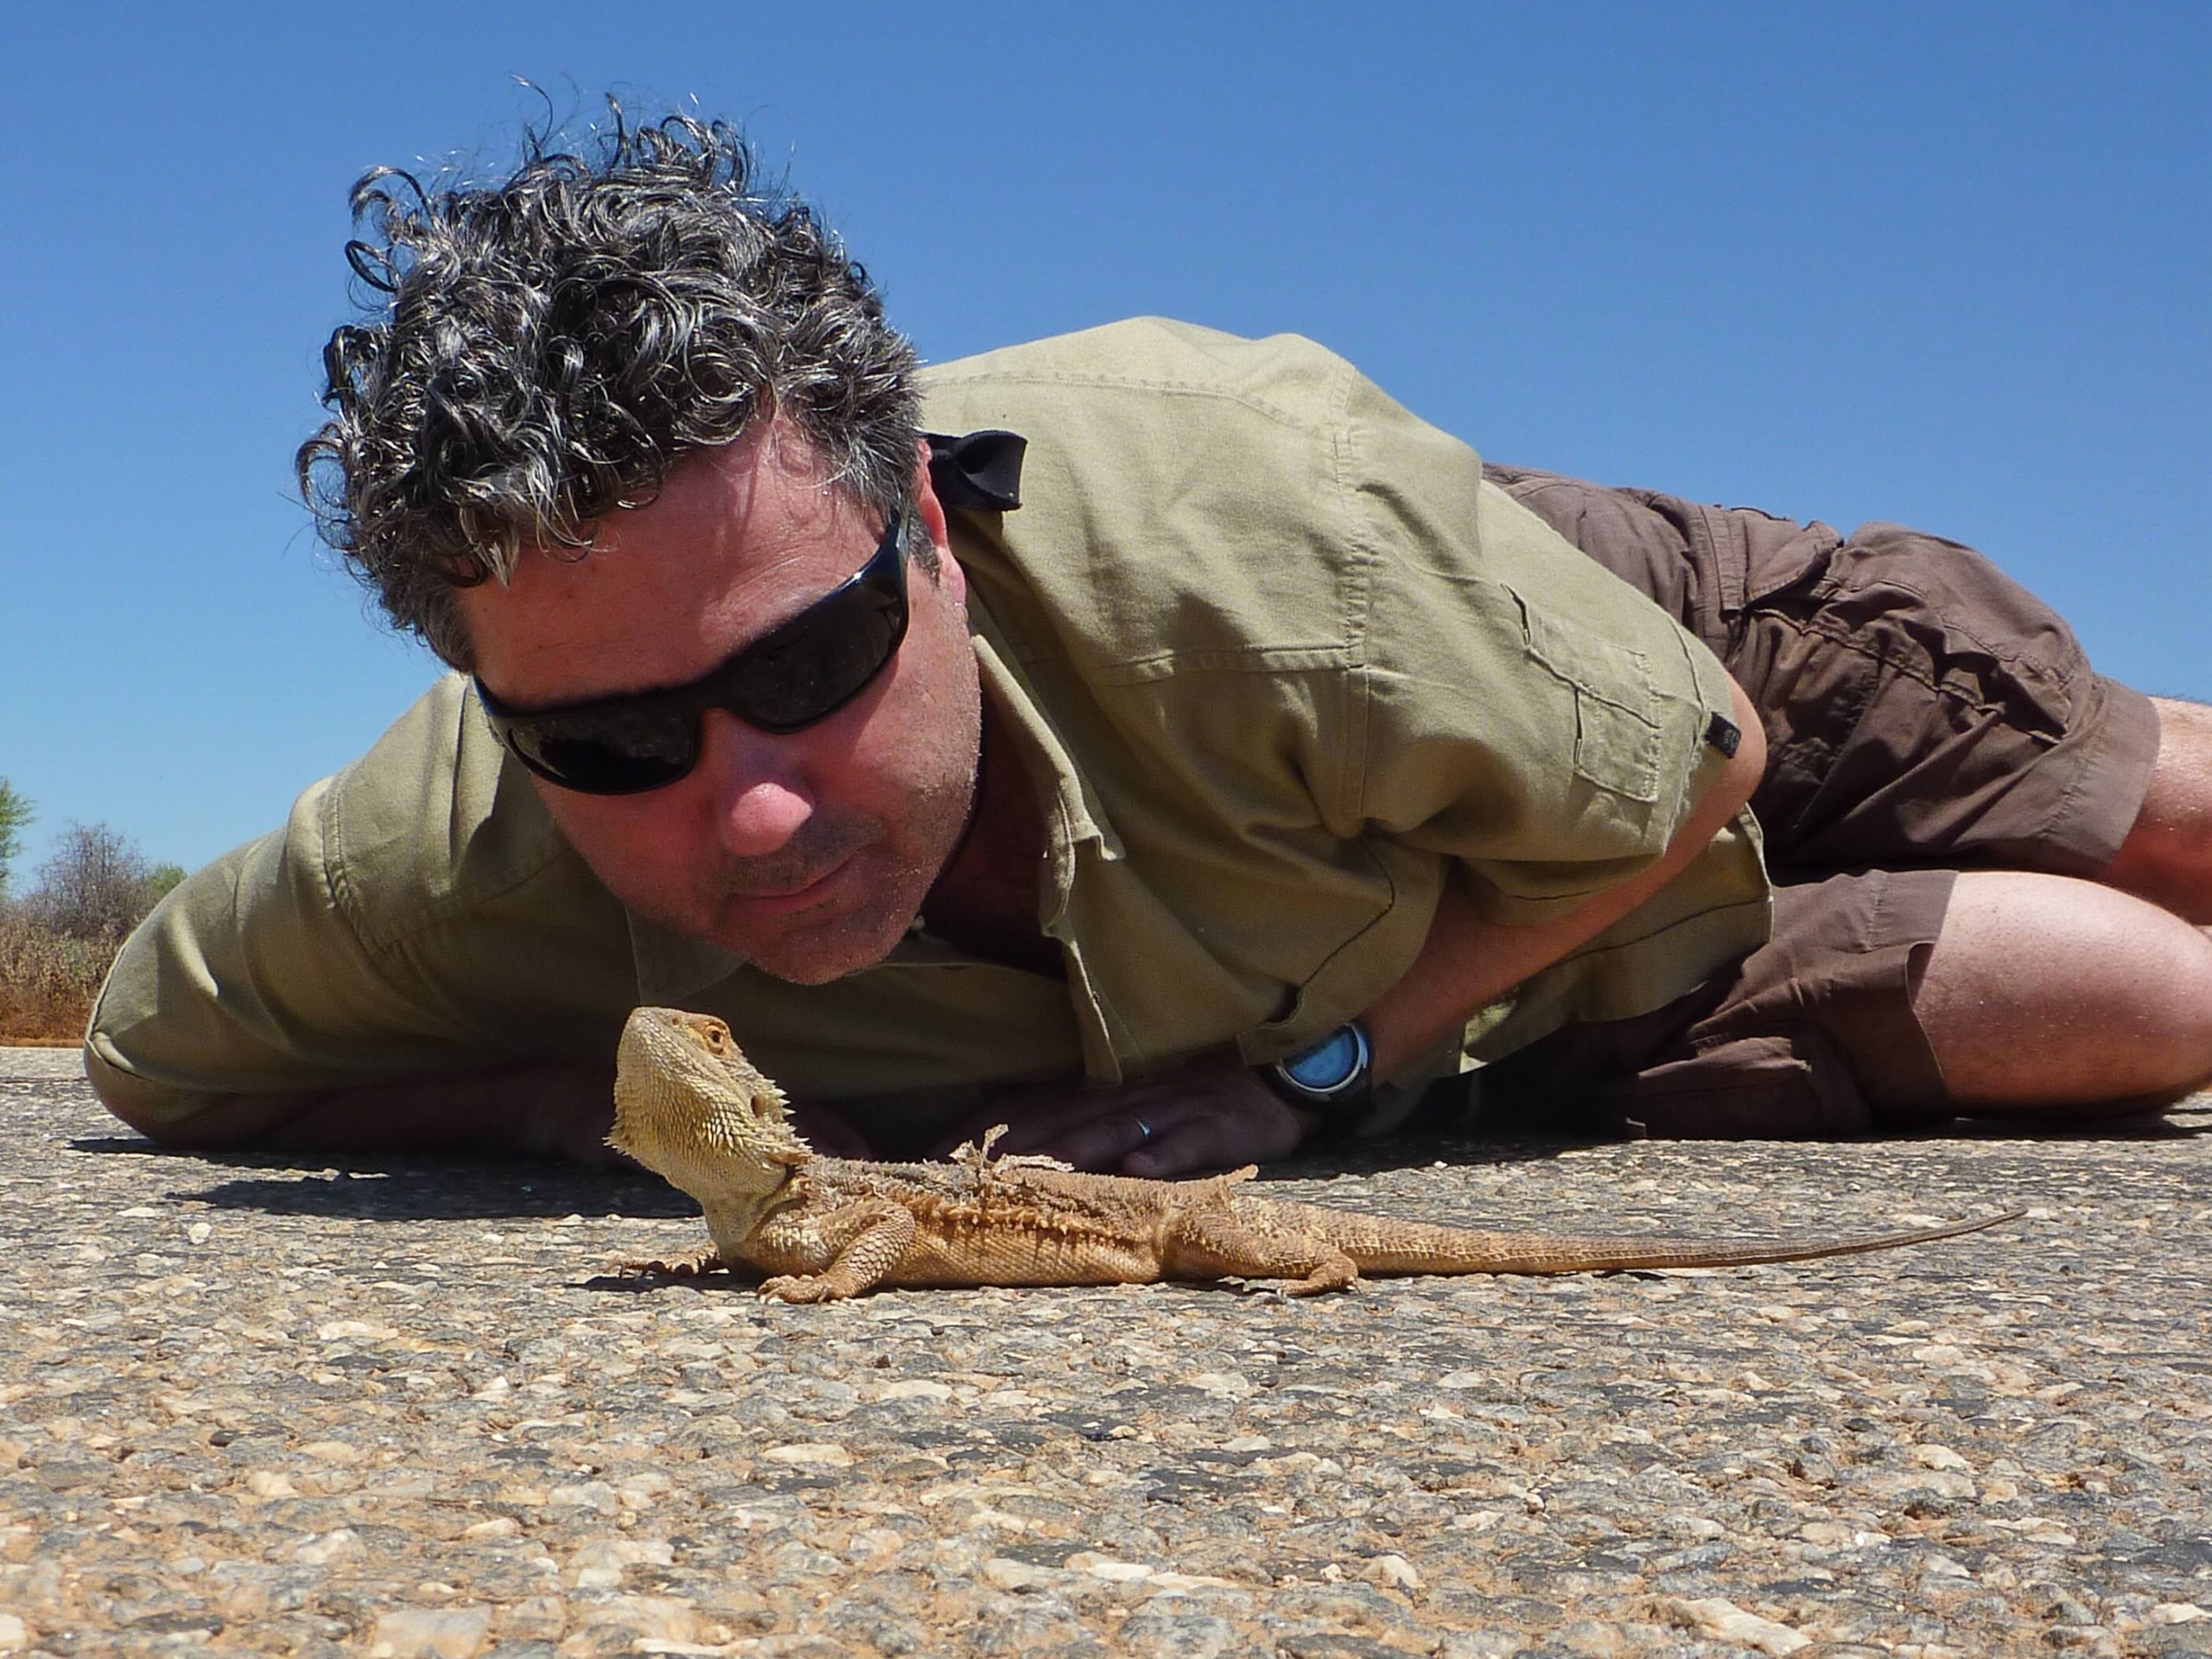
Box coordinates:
[739,946,880,987]
[700,909,916,986]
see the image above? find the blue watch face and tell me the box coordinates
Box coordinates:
[1282,1027,1363,1091]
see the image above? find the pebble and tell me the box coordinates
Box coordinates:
[1367,1553,1421,1590]
[1667,1596,1811,1654]
[6,1047,2212,1654]
[762,1441,855,1466]
[366,1605,492,1657]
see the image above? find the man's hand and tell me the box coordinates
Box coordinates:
[928,1057,1309,1177]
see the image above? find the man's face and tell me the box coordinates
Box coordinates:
[457,428,982,984]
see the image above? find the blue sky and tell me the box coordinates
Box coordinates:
[3,3,2206,880]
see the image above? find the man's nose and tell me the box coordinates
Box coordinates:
[695,709,816,858]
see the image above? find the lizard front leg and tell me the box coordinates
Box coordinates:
[751,1200,919,1303]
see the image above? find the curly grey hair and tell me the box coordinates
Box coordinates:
[296,104,925,670]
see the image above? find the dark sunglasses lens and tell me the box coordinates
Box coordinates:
[726,582,908,734]
[506,709,697,794]
[488,518,907,791]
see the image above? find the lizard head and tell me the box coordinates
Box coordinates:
[608,1007,813,1204]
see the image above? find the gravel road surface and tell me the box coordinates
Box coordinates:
[3,1046,2209,1658]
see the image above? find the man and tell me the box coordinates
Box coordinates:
[86,110,2212,1176]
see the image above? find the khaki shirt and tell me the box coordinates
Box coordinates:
[87,318,1770,1140]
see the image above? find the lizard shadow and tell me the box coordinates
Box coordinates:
[569,1265,1363,1300]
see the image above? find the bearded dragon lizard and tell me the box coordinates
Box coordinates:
[607,1006,2022,1301]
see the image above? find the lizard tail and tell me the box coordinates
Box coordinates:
[1258,1201,2027,1276]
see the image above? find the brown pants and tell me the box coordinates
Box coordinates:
[1474,467,2162,1137]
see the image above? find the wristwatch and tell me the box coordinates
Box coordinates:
[1262,1020,1376,1132]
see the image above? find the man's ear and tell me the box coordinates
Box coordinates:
[912,438,961,594]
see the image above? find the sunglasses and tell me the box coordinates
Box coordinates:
[475,508,911,795]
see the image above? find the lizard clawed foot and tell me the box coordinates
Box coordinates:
[757,1274,846,1304]
[1281,1255,1363,1296]
[950,1123,1077,1174]
[948,1124,1012,1166]
[614,1249,728,1280]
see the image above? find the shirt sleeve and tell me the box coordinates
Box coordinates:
[1338,372,1743,925]
[83,677,640,1132]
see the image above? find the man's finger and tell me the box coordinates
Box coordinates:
[1038,1109,1164,1173]
[1118,1108,1301,1179]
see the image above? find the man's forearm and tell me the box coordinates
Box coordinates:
[1362,675,1768,1081]
[107,1059,623,1165]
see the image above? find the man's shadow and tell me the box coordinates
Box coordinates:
[67,1091,2209,1226]
[69,1126,1572,1224]
[68,1135,697,1222]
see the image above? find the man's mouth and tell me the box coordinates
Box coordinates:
[726,855,851,912]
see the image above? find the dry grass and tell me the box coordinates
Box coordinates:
[0,913,108,1044]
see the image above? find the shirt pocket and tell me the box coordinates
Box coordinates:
[1511,592,1665,805]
